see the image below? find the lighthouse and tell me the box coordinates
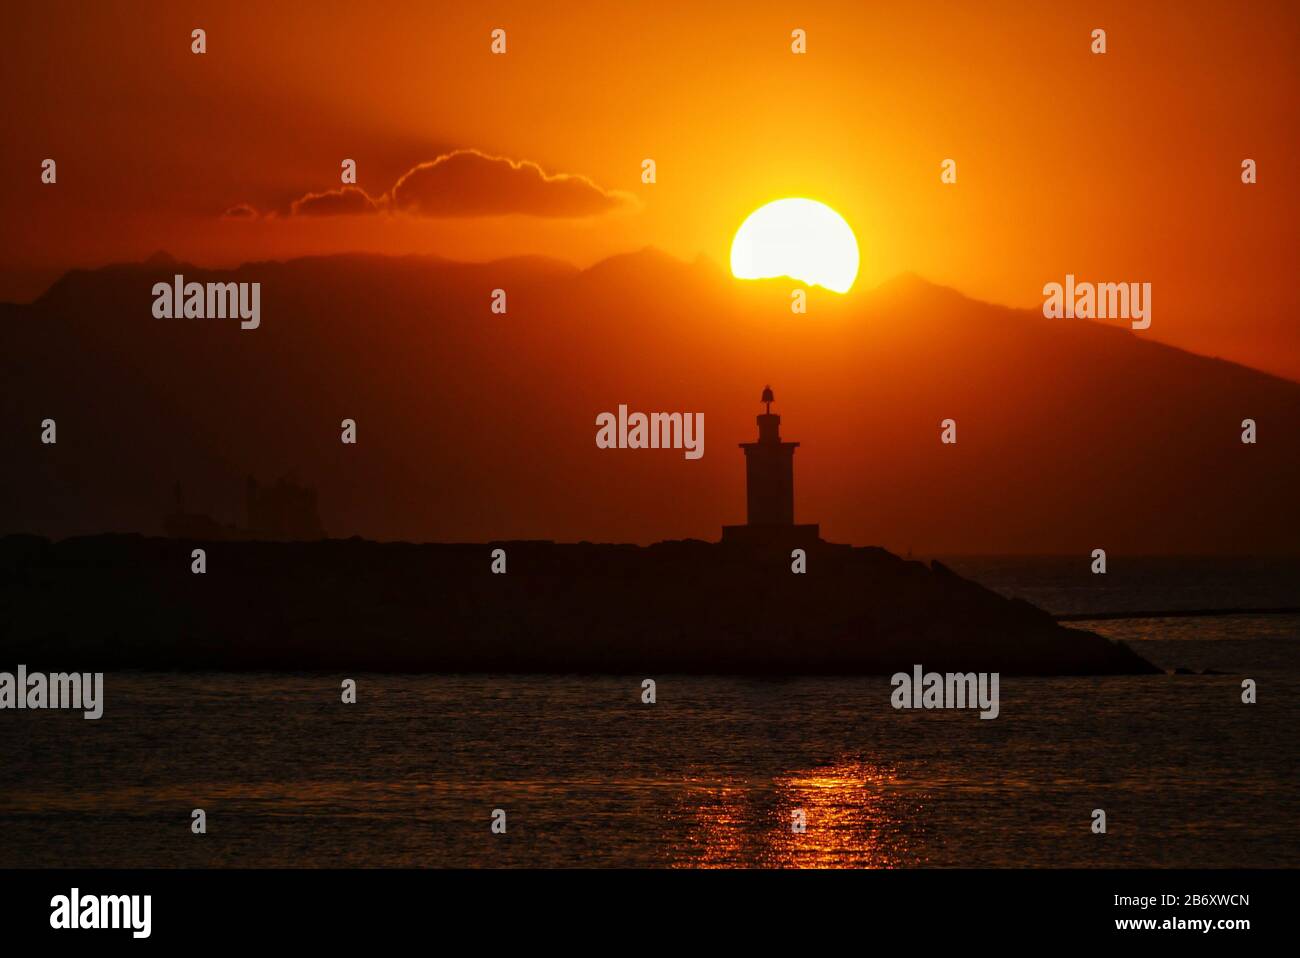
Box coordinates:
[721,386,820,546]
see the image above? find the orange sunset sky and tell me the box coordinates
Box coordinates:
[2,0,1298,378]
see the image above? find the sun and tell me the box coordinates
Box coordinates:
[730,198,860,294]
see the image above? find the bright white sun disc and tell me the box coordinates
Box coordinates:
[730,198,859,293]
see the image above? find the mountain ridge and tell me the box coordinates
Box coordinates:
[18,248,1294,385]
[1,249,1295,553]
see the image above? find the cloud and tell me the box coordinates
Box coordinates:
[227,149,633,221]
[289,186,383,217]
[389,150,631,218]
[221,202,260,219]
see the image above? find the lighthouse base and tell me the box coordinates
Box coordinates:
[720,523,821,548]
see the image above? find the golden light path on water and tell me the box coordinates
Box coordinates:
[667,760,929,868]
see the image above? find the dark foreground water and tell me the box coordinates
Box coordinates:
[1,558,1297,868]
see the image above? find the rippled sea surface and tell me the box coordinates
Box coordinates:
[1,558,1296,868]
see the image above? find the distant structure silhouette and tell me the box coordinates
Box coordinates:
[722,387,820,546]
[163,482,230,540]
[246,476,324,540]
[164,476,325,540]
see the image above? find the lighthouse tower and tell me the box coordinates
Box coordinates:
[721,386,820,546]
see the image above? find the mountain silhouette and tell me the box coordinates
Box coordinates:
[1,250,1295,554]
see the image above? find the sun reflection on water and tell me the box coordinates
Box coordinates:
[668,759,928,868]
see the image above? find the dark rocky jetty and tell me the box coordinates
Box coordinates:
[0,534,1159,675]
